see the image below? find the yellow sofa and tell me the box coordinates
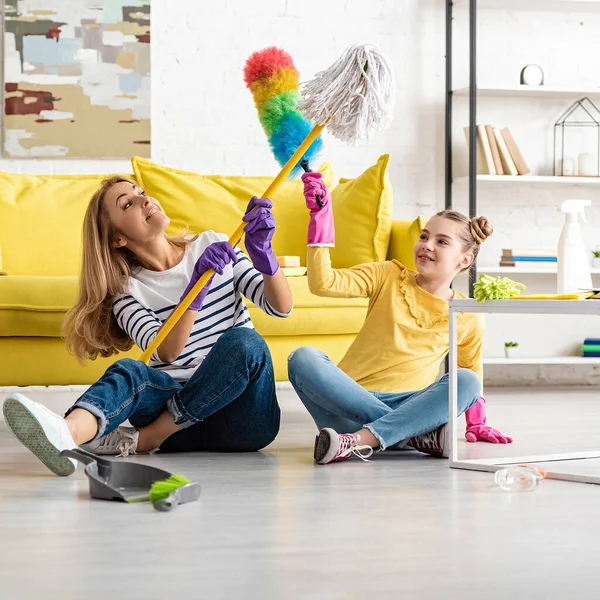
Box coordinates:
[0,155,424,386]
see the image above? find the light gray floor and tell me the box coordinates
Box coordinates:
[1,386,599,600]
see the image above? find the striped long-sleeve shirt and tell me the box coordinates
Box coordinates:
[112,231,290,382]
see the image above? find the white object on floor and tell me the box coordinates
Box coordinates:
[2,392,77,477]
[448,299,600,485]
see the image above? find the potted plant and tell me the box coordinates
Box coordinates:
[504,341,519,358]
[591,248,600,268]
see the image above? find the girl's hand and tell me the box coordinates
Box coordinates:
[242,197,279,276]
[301,172,331,211]
[465,395,513,444]
[182,241,238,311]
[301,172,334,246]
[465,424,513,444]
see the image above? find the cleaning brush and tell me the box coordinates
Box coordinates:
[244,46,323,178]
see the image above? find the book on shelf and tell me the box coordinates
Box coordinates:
[500,256,557,263]
[463,124,529,176]
[478,124,496,175]
[501,128,531,175]
[493,127,519,176]
[502,248,556,258]
[485,124,504,175]
[463,126,490,175]
[499,262,557,268]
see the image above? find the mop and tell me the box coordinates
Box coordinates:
[139,43,395,364]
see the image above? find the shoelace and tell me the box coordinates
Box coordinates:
[337,435,374,462]
[94,429,138,458]
[412,430,442,454]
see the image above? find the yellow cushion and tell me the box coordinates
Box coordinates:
[0,172,127,276]
[329,154,393,268]
[0,276,78,337]
[386,217,426,270]
[0,274,368,339]
[0,245,6,275]
[131,156,334,265]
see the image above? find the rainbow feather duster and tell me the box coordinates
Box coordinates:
[244,47,323,178]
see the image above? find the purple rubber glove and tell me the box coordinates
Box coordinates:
[465,396,513,444]
[181,241,238,311]
[301,171,334,246]
[242,196,279,276]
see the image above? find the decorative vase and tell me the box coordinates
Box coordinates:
[592,257,600,269]
[505,346,518,359]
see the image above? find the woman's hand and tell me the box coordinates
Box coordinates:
[301,172,334,246]
[182,241,238,311]
[242,196,279,276]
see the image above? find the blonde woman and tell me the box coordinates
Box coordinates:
[3,177,292,476]
[288,172,511,464]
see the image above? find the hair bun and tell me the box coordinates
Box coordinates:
[470,216,493,244]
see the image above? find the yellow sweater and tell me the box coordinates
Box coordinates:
[308,247,484,393]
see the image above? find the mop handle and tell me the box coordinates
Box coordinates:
[139,121,327,364]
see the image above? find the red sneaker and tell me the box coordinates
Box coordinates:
[313,428,374,464]
[408,425,449,458]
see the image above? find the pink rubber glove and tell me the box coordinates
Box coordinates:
[465,396,513,444]
[301,171,334,247]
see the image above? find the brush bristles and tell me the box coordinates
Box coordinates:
[245,47,323,176]
[297,43,395,144]
[149,474,191,503]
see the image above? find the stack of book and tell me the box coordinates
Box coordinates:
[464,125,530,176]
[500,249,557,269]
[582,338,600,357]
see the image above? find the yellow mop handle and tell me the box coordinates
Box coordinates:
[139,121,327,364]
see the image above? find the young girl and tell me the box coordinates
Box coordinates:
[288,172,512,464]
[3,177,292,476]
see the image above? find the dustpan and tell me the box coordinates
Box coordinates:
[60,448,201,511]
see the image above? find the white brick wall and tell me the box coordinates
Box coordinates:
[2,0,599,377]
[0,0,446,222]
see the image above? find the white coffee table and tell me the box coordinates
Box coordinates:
[448,299,600,484]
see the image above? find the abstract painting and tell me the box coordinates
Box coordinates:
[3,0,150,158]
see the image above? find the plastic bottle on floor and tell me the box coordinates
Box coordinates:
[494,465,547,492]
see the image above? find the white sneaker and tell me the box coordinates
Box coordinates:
[3,393,78,477]
[83,426,140,457]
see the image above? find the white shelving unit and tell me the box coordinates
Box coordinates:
[454,85,600,98]
[484,356,600,365]
[477,266,600,275]
[453,175,600,185]
[454,0,600,11]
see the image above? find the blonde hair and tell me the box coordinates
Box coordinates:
[435,209,493,269]
[63,176,193,362]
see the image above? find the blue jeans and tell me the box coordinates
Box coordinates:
[287,346,480,450]
[68,328,280,452]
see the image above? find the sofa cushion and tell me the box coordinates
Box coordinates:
[131,156,335,266]
[0,275,368,339]
[329,154,393,268]
[0,172,128,277]
[0,276,78,337]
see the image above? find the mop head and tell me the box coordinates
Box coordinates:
[244,47,323,178]
[297,43,395,144]
[473,274,526,302]
[148,474,191,504]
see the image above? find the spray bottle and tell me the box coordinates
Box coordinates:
[557,199,592,294]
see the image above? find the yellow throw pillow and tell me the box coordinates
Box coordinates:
[131,156,334,264]
[0,172,125,276]
[0,245,6,275]
[329,154,393,268]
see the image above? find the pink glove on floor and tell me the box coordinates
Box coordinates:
[465,396,513,444]
[301,171,334,247]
